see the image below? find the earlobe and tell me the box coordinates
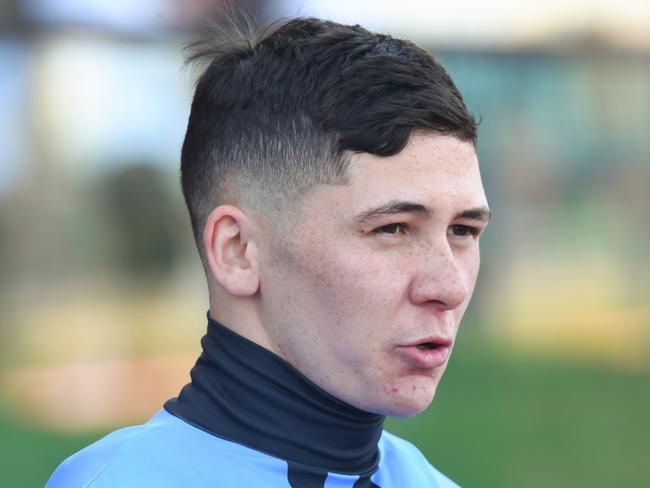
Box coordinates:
[203,205,260,296]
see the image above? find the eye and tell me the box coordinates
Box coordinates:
[373,223,408,236]
[448,224,479,238]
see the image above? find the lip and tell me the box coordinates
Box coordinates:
[396,338,453,369]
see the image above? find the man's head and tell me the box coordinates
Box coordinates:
[181,17,477,251]
[180,17,489,417]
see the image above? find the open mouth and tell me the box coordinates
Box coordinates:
[399,339,452,368]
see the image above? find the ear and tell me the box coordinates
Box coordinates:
[203,205,260,296]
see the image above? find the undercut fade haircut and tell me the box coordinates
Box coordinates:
[180,17,477,261]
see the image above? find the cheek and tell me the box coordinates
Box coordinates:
[459,246,481,286]
[307,256,377,313]
[295,246,407,327]
[455,250,481,317]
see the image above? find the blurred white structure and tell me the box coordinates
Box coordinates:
[277,0,650,47]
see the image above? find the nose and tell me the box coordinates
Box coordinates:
[408,243,470,311]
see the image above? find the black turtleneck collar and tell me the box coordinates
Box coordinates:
[164,314,385,474]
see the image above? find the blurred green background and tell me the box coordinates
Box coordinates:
[1,1,648,487]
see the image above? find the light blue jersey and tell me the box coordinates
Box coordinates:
[47,409,459,487]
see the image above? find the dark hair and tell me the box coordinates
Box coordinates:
[180,17,477,258]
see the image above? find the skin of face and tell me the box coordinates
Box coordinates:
[252,133,489,417]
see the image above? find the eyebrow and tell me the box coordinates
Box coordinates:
[353,200,430,223]
[353,200,492,224]
[455,206,492,223]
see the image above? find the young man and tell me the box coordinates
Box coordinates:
[47,17,490,487]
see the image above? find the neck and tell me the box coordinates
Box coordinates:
[210,303,277,354]
[165,313,385,474]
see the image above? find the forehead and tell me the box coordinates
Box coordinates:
[306,133,487,216]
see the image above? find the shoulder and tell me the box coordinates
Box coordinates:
[45,409,285,488]
[374,430,461,487]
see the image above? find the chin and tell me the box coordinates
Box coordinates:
[379,377,439,418]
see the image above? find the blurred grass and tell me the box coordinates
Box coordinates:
[2,332,649,488]
[0,404,103,488]
[388,335,650,487]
